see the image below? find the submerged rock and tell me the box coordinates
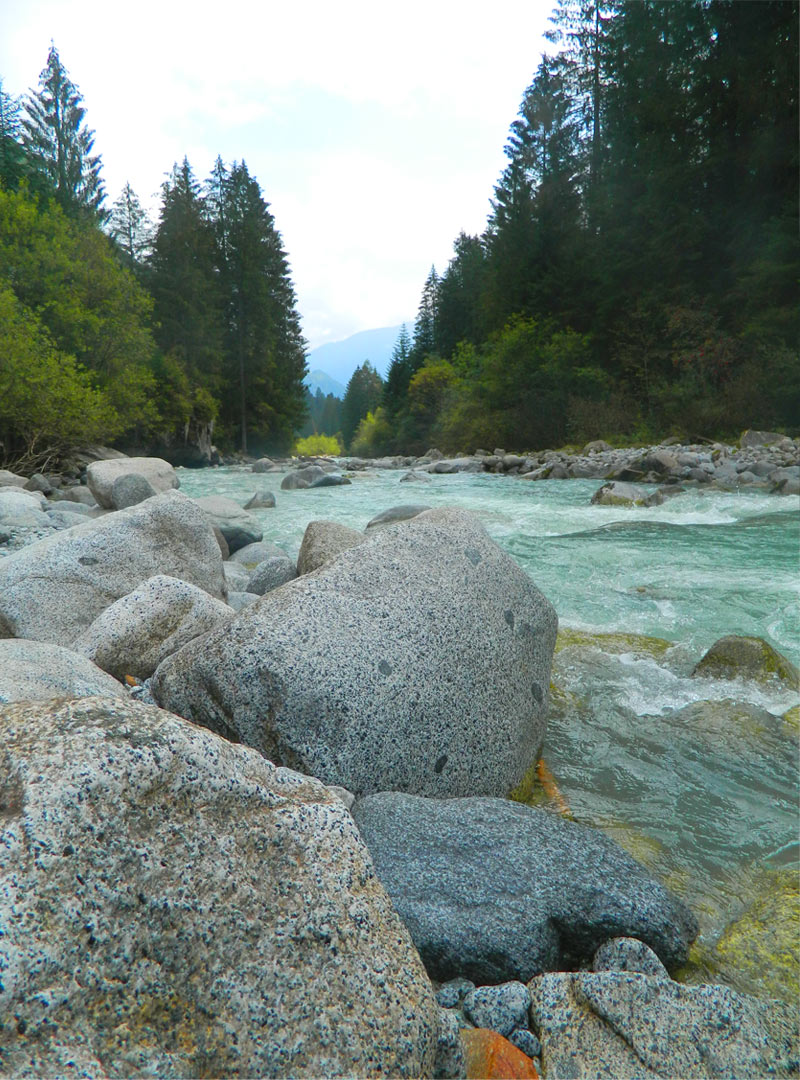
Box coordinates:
[529,970,798,1079]
[590,481,660,506]
[0,696,438,1078]
[350,791,697,984]
[692,634,799,689]
[152,508,557,799]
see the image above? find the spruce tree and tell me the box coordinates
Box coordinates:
[382,324,413,421]
[341,362,383,448]
[107,182,152,268]
[21,44,105,217]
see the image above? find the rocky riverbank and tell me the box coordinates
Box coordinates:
[0,453,797,1077]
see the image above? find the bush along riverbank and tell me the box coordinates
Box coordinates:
[0,453,798,1077]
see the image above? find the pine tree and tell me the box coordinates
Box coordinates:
[436,233,487,358]
[107,182,152,267]
[21,44,105,217]
[382,324,413,421]
[0,80,27,191]
[411,266,439,363]
[341,362,383,448]
[212,160,307,454]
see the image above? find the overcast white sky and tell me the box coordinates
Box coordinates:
[1,0,551,350]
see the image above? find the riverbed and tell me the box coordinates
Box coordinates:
[178,464,799,1001]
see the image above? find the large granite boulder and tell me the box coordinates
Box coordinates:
[86,457,179,508]
[0,697,438,1078]
[109,471,157,510]
[0,469,27,488]
[152,508,557,798]
[350,792,697,984]
[191,495,263,553]
[246,557,298,596]
[528,970,798,1079]
[365,504,432,531]
[296,519,367,574]
[0,491,226,644]
[0,488,45,519]
[0,640,125,702]
[72,574,234,681]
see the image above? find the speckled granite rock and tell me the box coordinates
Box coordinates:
[528,970,799,1079]
[246,556,297,595]
[0,640,125,702]
[86,457,178,508]
[434,1008,467,1079]
[109,472,157,510]
[296,519,367,574]
[228,539,289,569]
[592,937,669,978]
[0,488,46,519]
[152,508,557,798]
[350,793,697,984]
[0,697,438,1078]
[462,983,531,1037]
[365,504,432,530]
[72,574,233,681]
[0,491,227,644]
[191,495,263,553]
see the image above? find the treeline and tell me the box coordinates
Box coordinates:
[349,0,799,456]
[0,46,306,469]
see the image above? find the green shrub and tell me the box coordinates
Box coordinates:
[293,433,342,457]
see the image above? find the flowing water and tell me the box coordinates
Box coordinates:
[179,465,800,1001]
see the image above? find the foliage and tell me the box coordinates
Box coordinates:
[293,433,342,456]
[107,182,153,267]
[350,407,393,458]
[341,362,384,449]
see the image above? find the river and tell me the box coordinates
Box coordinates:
[178,464,800,1002]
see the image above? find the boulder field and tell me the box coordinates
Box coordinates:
[0,451,797,1077]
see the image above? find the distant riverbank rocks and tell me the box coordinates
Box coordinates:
[152,508,558,798]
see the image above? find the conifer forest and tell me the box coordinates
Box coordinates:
[1,0,797,467]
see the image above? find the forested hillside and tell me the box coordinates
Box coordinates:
[355,0,798,456]
[0,46,306,468]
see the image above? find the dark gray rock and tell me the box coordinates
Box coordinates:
[252,456,277,472]
[592,937,669,978]
[350,792,697,984]
[462,982,530,1037]
[528,970,799,1079]
[110,472,157,510]
[229,539,288,569]
[0,697,438,1079]
[740,429,785,449]
[281,465,327,489]
[591,481,651,506]
[310,473,351,487]
[692,635,799,689]
[400,470,433,483]
[365,504,432,530]
[243,489,276,509]
[63,484,98,506]
[24,472,52,495]
[246,556,297,595]
[152,508,557,799]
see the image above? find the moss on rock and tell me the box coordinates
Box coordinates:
[692,635,800,690]
[555,627,673,659]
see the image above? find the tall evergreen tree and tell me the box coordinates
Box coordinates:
[107,182,152,268]
[435,233,487,357]
[382,324,413,421]
[21,44,105,217]
[0,80,27,191]
[341,362,383,448]
[212,160,307,453]
[411,266,439,364]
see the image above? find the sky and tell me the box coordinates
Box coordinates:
[1,0,551,350]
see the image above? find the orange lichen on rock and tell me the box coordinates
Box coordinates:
[460,1028,539,1079]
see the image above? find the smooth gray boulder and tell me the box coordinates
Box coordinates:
[0,491,226,644]
[24,472,52,494]
[63,485,98,505]
[226,590,259,612]
[591,481,662,506]
[246,556,297,595]
[192,495,263,553]
[281,465,328,489]
[0,469,26,488]
[297,519,367,574]
[592,937,669,978]
[739,429,785,448]
[229,539,288,569]
[528,970,798,1079]
[350,792,697,984]
[87,456,178,508]
[0,697,438,1079]
[252,456,277,472]
[399,471,432,484]
[0,489,45,519]
[109,471,157,510]
[223,561,253,592]
[243,489,276,509]
[0,639,125,702]
[310,473,351,487]
[365,504,432,530]
[72,574,234,681]
[152,508,557,798]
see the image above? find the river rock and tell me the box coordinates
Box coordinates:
[0,491,226,644]
[365,504,432,530]
[223,561,254,592]
[252,456,277,472]
[0,696,438,1078]
[459,1029,539,1080]
[592,937,669,978]
[243,489,276,509]
[24,472,52,494]
[229,539,288,569]
[400,470,432,483]
[63,484,99,505]
[692,635,799,689]
[152,508,557,799]
[434,1008,466,1079]
[462,983,531,1037]
[0,469,26,488]
[350,792,697,984]
[0,639,125,702]
[86,456,179,508]
[246,556,298,595]
[0,488,45,519]
[281,465,327,489]
[192,495,263,553]
[528,970,798,1079]
[590,481,659,507]
[109,471,157,510]
[226,590,259,611]
[740,429,786,448]
[72,574,234,681]
[310,473,351,487]
[297,520,367,574]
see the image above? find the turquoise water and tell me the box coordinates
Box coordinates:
[179,465,800,997]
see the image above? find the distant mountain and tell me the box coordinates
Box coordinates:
[305,325,406,386]
[303,370,347,399]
